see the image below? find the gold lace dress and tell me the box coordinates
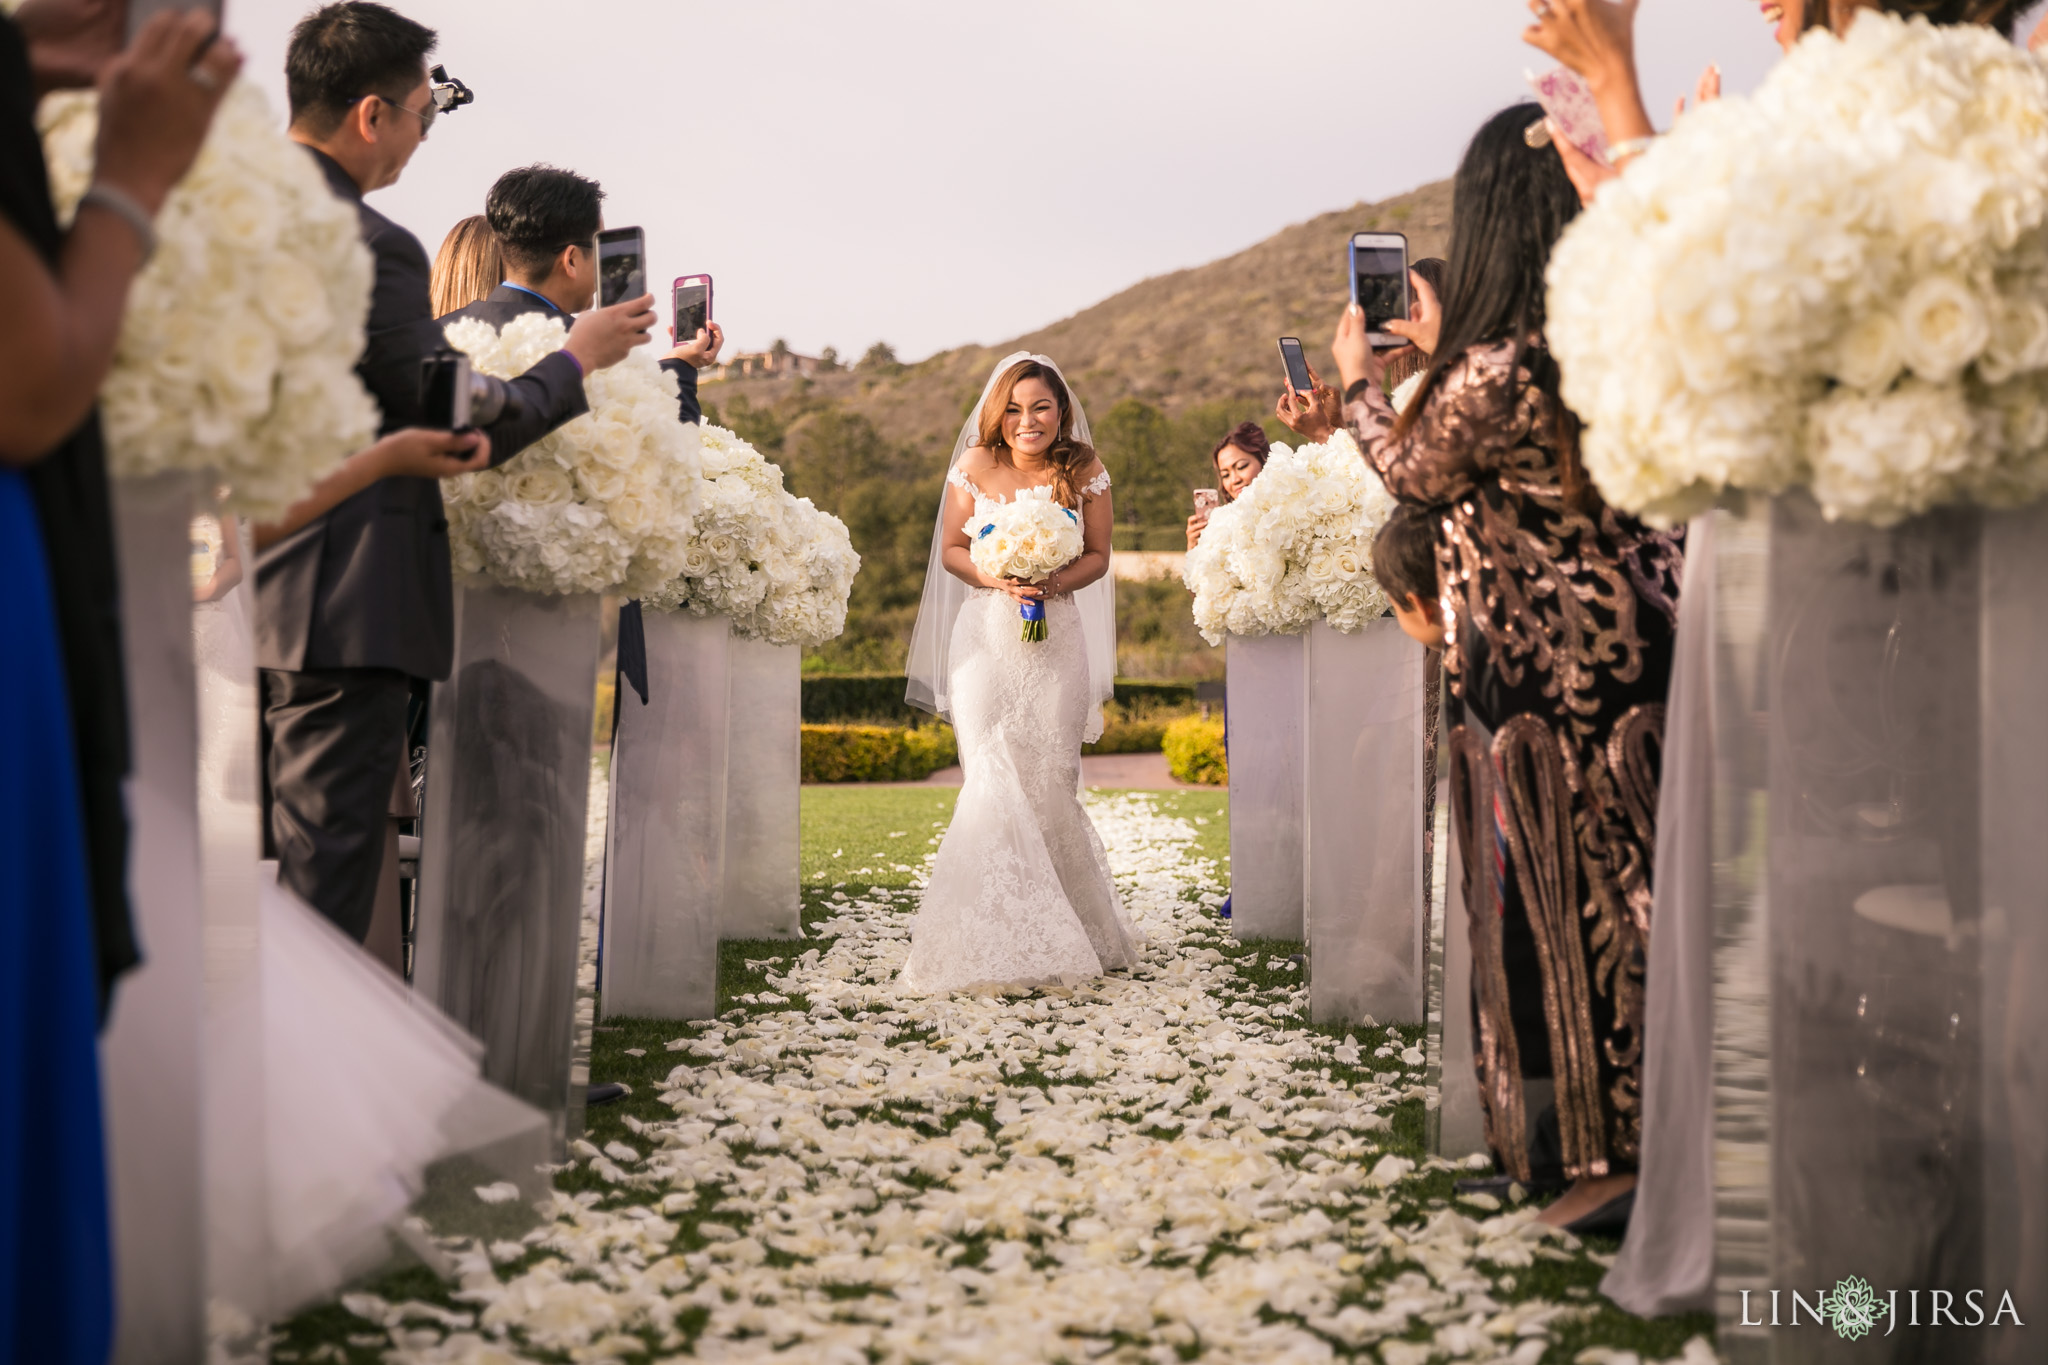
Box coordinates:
[1347,340,1684,1181]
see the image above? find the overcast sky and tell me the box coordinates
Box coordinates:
[227,2,1962,361]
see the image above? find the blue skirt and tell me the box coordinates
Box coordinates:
[0,468,113,1365]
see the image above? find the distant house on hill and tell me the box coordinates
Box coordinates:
[711,340,826,382]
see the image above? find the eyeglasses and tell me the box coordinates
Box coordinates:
[353,66,474,135]
[355,91,436,134]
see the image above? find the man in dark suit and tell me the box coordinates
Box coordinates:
[447,163,723,425]
[255,2,656,941]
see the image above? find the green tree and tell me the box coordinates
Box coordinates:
[1091,399,1176,528]
[857,341,901,374]
[818,345,841,372]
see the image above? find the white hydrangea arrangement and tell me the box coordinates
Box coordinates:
[1182,431,1397,646]
[440,313,703,597]
[1547,14,2048,527]
[642,425,860,648]
[38,81,378,518]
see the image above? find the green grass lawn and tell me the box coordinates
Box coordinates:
[274,783,1711,1363]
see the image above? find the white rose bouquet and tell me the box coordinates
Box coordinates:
[1181,431,1396,646]
[641,425,860,648]
[38,81,378,518]
[440,313,701,597]
[1547,14,2048,527]
[967,486,1084,642]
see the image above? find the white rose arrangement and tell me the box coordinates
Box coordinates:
[966,487,1084,642]
[38,81,378,518]
[641,425,860,648]
[1181,431,1397,646]
[1547,14,2048,527]
[440,313,703,597]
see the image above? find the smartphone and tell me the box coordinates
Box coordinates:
[1527,67,1610,167]
[1277,337,1314,395]
[1349,232,1410,349]
[421,352,476,430]
[1192,488,1222,515]
[672,274,713,343]
[596,227,647,308]
[128,0,223,41]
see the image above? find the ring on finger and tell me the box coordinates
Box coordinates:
[189,65,220,91]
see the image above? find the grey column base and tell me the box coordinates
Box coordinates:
[102,473,207,1365]
[1305,618,1427,1027]
[1225,632,1307,941]
[600,609,725,1020]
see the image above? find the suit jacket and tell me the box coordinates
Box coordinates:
[253,149,590,681]
[442,283,704,425]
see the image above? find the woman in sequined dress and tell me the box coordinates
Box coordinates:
[1333,104,1684,1233]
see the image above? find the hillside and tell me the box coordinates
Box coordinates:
[706,179,1452,459]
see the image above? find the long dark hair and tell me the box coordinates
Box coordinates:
[1393,104,1588,504]
[1863,0,2024,34]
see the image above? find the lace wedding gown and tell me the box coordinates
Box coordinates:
[899,471,1141,994]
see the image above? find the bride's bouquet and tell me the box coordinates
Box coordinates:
[1182,431,1397,645]
[1547,13,2048,527]
[967,487,1083,642]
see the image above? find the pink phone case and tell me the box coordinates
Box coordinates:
[1192,489,1221,514]
[1528,67,1611,167]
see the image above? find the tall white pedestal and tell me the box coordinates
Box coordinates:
[1711,493,2046,1363]
[1304,618,1428,1026]
[101,472,206,1365]
[600,610,727,1019]
[720,634,802,941]
[415,584,614,1155]
[1225,632,1307,940]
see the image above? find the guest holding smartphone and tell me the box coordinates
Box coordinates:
[1185,420,1271,550]
[1333,103,1684,1236]
[256,3,654,946]
[1278,263,1443,443]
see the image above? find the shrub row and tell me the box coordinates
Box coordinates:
[799,674,1205,725]
[801,724,958,783]
[1163,715,1227,786]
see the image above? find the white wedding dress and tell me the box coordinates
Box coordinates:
[898,467,1142,994]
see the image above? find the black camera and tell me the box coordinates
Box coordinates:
[421,351,521,430]
[429,65,475,115]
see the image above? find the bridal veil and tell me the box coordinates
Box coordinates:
[904,351,1117,742]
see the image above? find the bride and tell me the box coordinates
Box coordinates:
[901,353,1141,992]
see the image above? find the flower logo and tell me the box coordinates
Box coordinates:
[1821,1275,1883,1341]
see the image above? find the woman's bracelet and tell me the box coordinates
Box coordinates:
[1609,136,1657,165]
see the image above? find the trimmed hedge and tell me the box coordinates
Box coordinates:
[801,724,958,783]
[800,674,1202,725]
[1163,715,1227,786]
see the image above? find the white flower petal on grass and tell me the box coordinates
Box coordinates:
[472,1182,522,1205]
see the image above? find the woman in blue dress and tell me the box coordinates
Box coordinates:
[1,5,240,1358]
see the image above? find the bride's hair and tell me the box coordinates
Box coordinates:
[977,359,1096,508]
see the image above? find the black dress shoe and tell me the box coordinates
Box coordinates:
[587,1083,628,1106]
[1454,1172,1566,1200]
[1564,1186,1635,1238]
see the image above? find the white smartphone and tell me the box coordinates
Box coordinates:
[1349,232,1411,350]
